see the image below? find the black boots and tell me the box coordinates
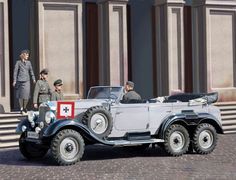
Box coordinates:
[20,108,27,115]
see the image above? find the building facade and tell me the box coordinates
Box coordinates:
[0,0,236,111]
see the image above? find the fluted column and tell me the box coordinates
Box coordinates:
[153,0,185,96]
[97,0,128,86]
[0,0,10,111]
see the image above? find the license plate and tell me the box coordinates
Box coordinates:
[27,131,39,139]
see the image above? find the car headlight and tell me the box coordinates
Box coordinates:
[35,127,41,134]
[28,111,35,123]
[45,111,55,124]
[21,125,27,132]
[31,122,35,128]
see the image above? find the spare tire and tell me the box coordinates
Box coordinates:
[82,106,113,138]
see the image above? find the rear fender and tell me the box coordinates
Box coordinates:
[158,112,223,139]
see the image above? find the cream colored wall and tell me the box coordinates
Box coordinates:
[192,0,236,101]
[3,0,236,111]
[37,0,83,99]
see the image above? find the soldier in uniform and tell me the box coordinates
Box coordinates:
[33,69,51,109]
[122,81,141,102]
[13,49,36,114]
[51,79,64,101]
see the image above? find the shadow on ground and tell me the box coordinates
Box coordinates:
[0,144,182,166]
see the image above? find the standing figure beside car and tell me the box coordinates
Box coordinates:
[51,79,64,101]
[33,68,51,109]
[13,49,36,114]
[122,81,141,102]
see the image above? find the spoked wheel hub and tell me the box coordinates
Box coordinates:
[65,143,74,153]
[60,137,79,160]
[170,131,185,152]
[90,113,108,134]
[198,130,213,149]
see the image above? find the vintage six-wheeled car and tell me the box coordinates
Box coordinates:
[16,86,223,165]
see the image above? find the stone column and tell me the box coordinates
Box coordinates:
[192,0,236,101]
[97,0,128,86]
[153,0,185,96]
[0,0,10,111]
[37,0,83,98]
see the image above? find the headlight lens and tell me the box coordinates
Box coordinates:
[21,125,27,132]
[31,122,35,128]
[45,111,55,124]
[35,127,41,134]
[28,111,35,123]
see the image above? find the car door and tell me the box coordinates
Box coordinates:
[112,103,149,131]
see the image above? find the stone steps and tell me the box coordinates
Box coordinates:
[215,102,236,134]
[222,120,236,126]
[0,113,26,148]
[0,141,19,148]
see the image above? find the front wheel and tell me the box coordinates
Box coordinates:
[51,129,85,166]
[19,133,48,159]
[164,124,190,156]
[193,123,217,154]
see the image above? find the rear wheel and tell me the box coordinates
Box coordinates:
[193,123,217,154]
[51,129,85,166]
[164,124,190,156]
[19,133,48,159]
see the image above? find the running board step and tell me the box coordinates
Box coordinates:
[108,138,164,146]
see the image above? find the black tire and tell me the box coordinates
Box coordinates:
[193,123,217,154]
[164,124,190,156]
[51,129,85,166]
[82,106,113,138]
[19,133,48,159]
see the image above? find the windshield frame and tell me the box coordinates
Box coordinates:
[87,86,124,102]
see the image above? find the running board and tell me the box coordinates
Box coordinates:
[106,138,164,147]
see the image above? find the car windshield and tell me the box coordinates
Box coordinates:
[87,87,123,100]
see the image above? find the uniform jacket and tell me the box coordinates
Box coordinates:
[122,90,141,102]
[13,60,35,82]
[33,79,51,104]
[51,90,64,101]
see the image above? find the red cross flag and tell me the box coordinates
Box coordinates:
[57,102,75,119]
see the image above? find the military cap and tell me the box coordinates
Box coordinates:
[126,81,134,88]
[21,49,30,54]
[40,68,49,75]
[54,79,63,86]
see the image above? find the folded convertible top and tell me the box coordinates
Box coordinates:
[166,92,218,104]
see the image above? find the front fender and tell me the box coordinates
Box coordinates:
[16,118,31,133]
[43,120,114,146]
[43,120,90,137]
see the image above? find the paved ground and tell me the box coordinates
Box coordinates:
[0,134,236,180]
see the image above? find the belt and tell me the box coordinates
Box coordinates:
[39,93,50,95]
